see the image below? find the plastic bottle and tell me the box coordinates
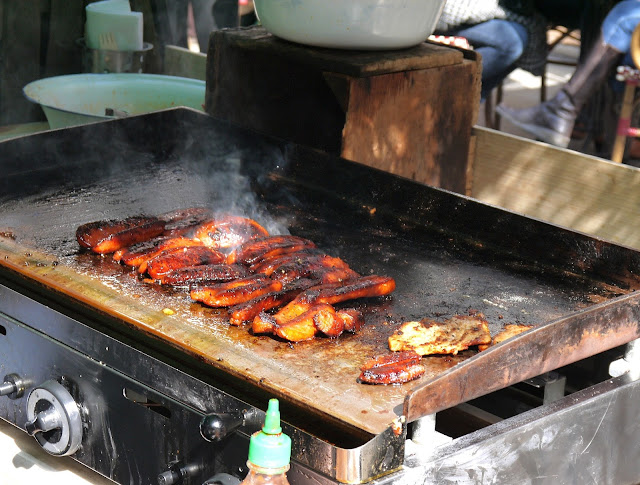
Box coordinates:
[240,398,292,485]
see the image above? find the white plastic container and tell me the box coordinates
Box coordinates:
[253,0,446,50]
[23,73,205,129]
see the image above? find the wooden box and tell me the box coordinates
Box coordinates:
[205,27,481,194]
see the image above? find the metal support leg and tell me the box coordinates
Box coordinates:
[523,371,567,404]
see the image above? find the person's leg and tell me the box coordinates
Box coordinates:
[497,0,640,147]
[454,20,528,99]
[212,0,239,29]
[602,0,640,53]
[191,0,216,52]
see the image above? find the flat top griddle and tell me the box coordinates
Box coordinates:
[1,108,640,437]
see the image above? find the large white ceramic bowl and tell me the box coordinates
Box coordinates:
[253,0,446,50]
[23,73,205,129]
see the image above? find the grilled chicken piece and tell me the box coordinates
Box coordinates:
[159,207,214,238]
[194,216,269,251]
[267,254,358,285]
[296,275,396,305]
[269,275,393,332]
[317,267,360,284]
[252,311,277,334]
[337,308,365,333]
[228,278,317,326]
[76,216,165,254]
[273,303,337,342]
[190,275,283,307]
[113,236,170,263]
[145,246,226,280]
[250,248,323,275]
[230,235,316,266]
[313,304,344,337]
[388,315,491,356]
[477,323,533,351]
[156,263,250,286]
[359,351,425,385]
[120,237,202,269]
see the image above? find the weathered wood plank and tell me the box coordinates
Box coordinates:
[216,26,464,77]
[471,126,640,249]
[342,59,480,193]
[164,45,206,80]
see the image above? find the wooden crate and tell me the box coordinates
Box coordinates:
[205,27,481,194]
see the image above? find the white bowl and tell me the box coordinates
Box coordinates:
[253,0,446,50]
[23,73,205,129]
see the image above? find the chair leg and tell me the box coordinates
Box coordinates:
[495,83,503,130]
[611,81,636,163]
[483,83,504,130]
[484,91,495,129]
[541,63,547,103]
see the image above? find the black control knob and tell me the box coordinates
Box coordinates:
[157,462,201,485]
[200,411,246,442]
[24,380,83,456]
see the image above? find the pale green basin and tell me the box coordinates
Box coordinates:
[23,73,206,129]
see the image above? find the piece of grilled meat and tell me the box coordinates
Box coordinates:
[229,235,317,266]
[156,263,250,286]
[145,246,226,280]
[359,351,425,385]
[190,275,283,307]
[194,215,269,251]
[76,216,166,254]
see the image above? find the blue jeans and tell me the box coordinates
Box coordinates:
[443,19,528,100]
[602,0,640,53]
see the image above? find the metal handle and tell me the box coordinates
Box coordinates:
[0,373,26,399]
[25,407,63,435]
[200,411,246,442]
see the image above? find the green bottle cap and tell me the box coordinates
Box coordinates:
[247,399,292,469]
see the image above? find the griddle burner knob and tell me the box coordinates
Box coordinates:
[24,380,83,456]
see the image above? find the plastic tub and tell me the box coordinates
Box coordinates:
[23,73,206,129]
[253,0,446,50]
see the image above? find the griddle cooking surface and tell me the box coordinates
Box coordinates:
[1,109,639,435]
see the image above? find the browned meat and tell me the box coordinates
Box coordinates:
[119,237,202,269]
[194,216,269,250]
[159,207,214,237]
[145,246,226,280]
[267,254,358,285]
[337,308,365,332]
[313,304,344,337]
[252,311,277,335]
[156,263,250,286]
[317,267,360,284]
[477,323,534,351]
[273,303,336,342]
[190,275,283,307]
[359,351,425,385]
[272,299,313,326]
[296,275,396,305]
[229,278,317,326]
[228,283,312,326]
[388,315,491,356]
[251,249,323,275]
[230,235,316,266]
[76,216,165,254]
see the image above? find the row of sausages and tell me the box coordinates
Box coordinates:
[76,208,396,343]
